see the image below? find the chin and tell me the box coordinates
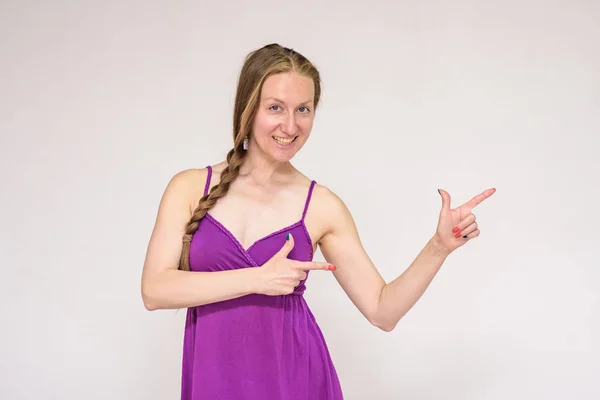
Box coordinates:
[264,134,304,162]
[268,149,298,163]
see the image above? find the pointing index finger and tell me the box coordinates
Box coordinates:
[463,188,496,210]
[291,261,336,271]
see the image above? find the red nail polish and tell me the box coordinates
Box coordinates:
[452,227,460,233]
[328,265,337,271]
[455,233,461,238]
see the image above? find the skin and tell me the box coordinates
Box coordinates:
[141,71,496,331]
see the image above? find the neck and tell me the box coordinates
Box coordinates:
[239,147,293,184]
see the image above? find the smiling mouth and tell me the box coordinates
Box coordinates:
[272,136,297,145]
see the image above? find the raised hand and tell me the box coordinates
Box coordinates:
[433,188,497,255]
[256,232,336,296]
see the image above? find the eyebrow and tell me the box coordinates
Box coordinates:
[263,97,313,105]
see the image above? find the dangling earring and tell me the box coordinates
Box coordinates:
[242,136,249,150]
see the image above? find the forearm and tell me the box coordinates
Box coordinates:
[142,267,259,310]
[376,236,450,330]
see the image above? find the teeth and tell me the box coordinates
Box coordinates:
[273,136,295,145]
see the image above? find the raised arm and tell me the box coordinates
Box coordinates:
[140,169,259,310]
[317,186,495,332]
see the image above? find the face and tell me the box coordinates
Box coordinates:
[250,71,315,162]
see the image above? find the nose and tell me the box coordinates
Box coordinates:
[280,113,298,136]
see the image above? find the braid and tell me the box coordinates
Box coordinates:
[178,148,248,271]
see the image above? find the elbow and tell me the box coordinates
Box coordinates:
[143,299,158,311]
[369,313,397,332]
[141,282,160,311]
[142,294,158,311]
[371,287,400,332]
[373,320,396,332]
[379,324,396,332]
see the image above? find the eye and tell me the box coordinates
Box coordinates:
[298,106,310,113]
[270,105,281,111]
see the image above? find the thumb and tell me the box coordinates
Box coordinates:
[438,188,451,211]
[277,231,295,258]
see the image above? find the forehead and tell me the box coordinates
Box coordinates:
[260,72,314,104]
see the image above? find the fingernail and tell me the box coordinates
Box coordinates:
[452,226,460,233]
[328,265,336,271]
[286,232,290,241]
[437,189,441,195]
[463,235,467,238]
[455,233,462,238]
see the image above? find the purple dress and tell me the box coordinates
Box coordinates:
[181,165,344,399]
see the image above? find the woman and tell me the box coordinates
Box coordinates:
[141,43,496,399]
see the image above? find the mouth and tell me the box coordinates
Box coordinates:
[272,135,298,147]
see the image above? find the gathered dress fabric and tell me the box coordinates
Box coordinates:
[181,165,344,400]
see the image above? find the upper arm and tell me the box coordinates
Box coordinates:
[141,169,205,287]
[315,187,386,324]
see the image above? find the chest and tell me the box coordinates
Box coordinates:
[206,186,308,251]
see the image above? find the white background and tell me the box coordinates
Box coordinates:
[1,0,599,399]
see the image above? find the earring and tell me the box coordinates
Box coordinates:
[243,136,249,150]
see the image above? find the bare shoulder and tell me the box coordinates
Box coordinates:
[308,183,356,242]
[311,183,347,212]
[166,168,208,194]
[162,167,211,215]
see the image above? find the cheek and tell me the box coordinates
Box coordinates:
[299,118,314,133]
[253,114,279,136]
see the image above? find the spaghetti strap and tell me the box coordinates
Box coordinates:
[204,165,213,196]
[301,180,317,221]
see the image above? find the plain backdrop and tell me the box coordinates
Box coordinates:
[1,0,599,399]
